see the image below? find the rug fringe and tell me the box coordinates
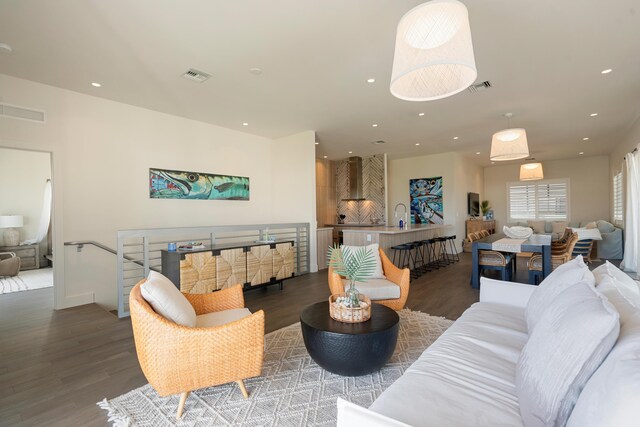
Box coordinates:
[97,398,132,427]
[399,307,451,321]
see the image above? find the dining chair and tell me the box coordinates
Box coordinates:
[528,232,579,285]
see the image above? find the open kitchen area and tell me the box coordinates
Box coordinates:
[315,154,453,269]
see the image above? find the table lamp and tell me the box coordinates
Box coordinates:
[0,215,24,246]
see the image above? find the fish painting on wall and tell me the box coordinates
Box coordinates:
[149,168,250,200]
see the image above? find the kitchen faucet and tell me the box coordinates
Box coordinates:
[394,203,408,228]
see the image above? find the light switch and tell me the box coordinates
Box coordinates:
[367,234,372,242]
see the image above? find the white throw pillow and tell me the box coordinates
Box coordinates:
[525,255,595,331]
[566,282,640,427]
[341,243,385,279]
[516,281,620,427]
[593,261,640,296]
[140,271,197,327]
[551,221,568,236]
[527,220,547,234]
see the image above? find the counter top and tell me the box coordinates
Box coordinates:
[324,223,382,227]
[341,224,452,234]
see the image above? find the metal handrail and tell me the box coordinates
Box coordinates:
[64,240,116,254]
[65,240,159,272]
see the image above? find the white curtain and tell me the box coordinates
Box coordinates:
[22,180,52,245]
[621,148,639,276]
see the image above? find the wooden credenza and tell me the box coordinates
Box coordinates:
[465,219,496,237]
[0,244,39,270]
[161,241,295,293]
[463,220,496,252]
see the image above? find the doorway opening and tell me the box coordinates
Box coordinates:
[0,147,54,298]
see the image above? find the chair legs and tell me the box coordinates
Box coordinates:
[176,380,249,419]
[177,391,190,420]
[237,379,249,399]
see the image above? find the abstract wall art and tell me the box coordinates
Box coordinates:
[149,168,250,200]
[409,177,443,224]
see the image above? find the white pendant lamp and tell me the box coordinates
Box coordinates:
[390,0,477,101]
[520,163,544,181]
[490,113,529,161]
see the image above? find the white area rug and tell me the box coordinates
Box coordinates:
[0,267,53,294]
[99,309,453,426]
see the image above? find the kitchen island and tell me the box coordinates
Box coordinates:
[342,223,454,254]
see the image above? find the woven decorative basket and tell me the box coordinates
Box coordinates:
[329,293,371,323]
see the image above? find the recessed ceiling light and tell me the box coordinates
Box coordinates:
[590,113,598,117]
[583,137,589,141]
[453,136,459,140]
[348,151,353,154]
[601,69,612,74]
[242,122,249,126]
[415,143,420,146]
[579,152,584,155]
[323,155,328,159]
[249,67,263,75]
[372,124,378,127]
[91,82,101,87]
[315,142,319,145]
[475,152,481,155]
[418,113,425,117]
[0,43,13,54]
[367,78,375,83]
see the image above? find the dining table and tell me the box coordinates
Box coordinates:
[471,233,552,289]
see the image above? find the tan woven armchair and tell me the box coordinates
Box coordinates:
[129,281,265,419]
[328,248,410,311]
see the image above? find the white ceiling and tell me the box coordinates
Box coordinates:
[1,0,639,166]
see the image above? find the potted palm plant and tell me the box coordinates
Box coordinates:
[481,200,491,220]
[327,245,376,309]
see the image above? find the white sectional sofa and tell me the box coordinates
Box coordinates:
[337,257,640,427]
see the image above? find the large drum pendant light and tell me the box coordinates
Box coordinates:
[390,0,477,101]
[520,163,544,181]
[490,113,530,161]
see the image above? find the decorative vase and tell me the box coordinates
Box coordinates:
[345,280,360,308]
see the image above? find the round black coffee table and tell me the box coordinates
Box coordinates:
[300,301,400,376]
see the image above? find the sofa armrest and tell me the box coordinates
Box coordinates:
[479,277,536,308]
[337,399,412,427]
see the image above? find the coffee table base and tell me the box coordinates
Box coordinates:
[301,321,399,376]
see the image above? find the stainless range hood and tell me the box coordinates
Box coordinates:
[342,156,366,201]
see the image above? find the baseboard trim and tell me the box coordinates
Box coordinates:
[55,292,95,309]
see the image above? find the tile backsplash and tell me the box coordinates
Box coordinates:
[336,154,386,224]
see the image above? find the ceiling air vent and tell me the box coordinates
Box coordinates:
[0,103,45,123]
[467,81,492,93]
[181,68,211,83]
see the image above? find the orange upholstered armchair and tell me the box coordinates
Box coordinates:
[328,248,410,311]
[129,281,264,419]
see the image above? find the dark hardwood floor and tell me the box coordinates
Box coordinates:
[2,252,603,426]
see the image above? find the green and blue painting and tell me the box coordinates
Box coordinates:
[410,176,443,224]
[149,168,250,200]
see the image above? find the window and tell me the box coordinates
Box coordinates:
[613,171,623,224]
[507,179,570,222]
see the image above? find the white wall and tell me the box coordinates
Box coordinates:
[271,130,318,272]
[0,73,316,310]
[484,155,610,227]
[387,152,482,251]
[0,148,51,262]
